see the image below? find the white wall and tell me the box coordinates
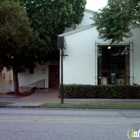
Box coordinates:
[131,27,140,85]
[76,10,93,28]
[18,63,49,88]
[61,25,140,86]
[18,61,59,88]
[62,26,98,85]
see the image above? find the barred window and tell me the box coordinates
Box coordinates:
[98,45,130,85]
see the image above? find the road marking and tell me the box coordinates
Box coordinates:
[0,118,140,124]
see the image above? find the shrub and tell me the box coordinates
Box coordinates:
[58,84,140,99]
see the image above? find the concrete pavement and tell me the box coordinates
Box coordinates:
[0,89,60,107]
[0,88,140,108]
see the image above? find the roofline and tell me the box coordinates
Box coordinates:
[85,9,95,13]
[58,24,94,37]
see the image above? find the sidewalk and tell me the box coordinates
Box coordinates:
[0,89,140,108]
[0,89,60,107]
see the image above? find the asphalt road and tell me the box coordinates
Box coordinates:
[0,109,140,140]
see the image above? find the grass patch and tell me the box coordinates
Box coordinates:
[39,103,140,109]
[0,102,13,105]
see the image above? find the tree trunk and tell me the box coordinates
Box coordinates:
[13,68,19,95]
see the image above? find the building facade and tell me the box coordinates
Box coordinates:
[59,10,140,86]
[11,9,140,91]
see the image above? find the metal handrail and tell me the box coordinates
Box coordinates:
[19,79,45,90]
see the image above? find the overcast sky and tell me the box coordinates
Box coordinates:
[86,0,108,11]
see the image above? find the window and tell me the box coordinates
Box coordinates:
[98,45,130,85]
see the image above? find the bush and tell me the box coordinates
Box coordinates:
[58,84,140,99]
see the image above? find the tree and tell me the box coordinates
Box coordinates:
[0,0,33,94]
[0,0,87,94]
[21,0,87,62]
[92,0,140,43]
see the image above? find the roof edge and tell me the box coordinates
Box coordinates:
[85,9,95,13]
[58,24,94,37]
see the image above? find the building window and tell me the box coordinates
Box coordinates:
[98,45,130,85]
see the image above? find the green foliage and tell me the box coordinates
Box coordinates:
[0,0,86,93]
[0,0,32,46]
[92,0,140,43]
[0,0,37,93]
[0,0,87,71]
[20,0,86,61]
[59,84,140,99]
[0,0,33,71]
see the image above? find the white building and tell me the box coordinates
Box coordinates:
[58,10,140,86]
[17,9,94,89]
[4,1,140,92]
[18,8,140,89]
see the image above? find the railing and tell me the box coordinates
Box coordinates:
[30,79,45,89]
[20,79,45,89]
[2,79,45,93]
[19,79,45,93]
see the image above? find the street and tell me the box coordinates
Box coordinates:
[0,109,140,140]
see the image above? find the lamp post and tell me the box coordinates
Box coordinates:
[58,36,64,104]
[60,47,64,104]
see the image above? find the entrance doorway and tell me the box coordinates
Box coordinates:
[49,65,59,88]
[98,45,130,85]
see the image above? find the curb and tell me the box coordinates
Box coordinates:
[0,105,22,108]
[0,105,140,109]
[0,105,41,108]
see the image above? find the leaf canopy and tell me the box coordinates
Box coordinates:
[21,0,86,51]
[0,0,33,71]
[92,0,140,43]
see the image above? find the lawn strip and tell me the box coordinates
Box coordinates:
[0,102,13,105]
[39,103,140,109]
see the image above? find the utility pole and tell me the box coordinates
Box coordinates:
[60,47,64,104]
[58,36,64,104]
[58,36,68,104]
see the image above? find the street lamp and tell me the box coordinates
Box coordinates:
[57,36,64,104]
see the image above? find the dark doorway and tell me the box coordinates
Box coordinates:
[49,65,59,88]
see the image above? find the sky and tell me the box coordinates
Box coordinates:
[86,0,108,11]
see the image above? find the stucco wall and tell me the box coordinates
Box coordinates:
[18,61,59,88]
[77,10,93,28]
[61,26,140,86]
[18,63,49,88]
[62,26,98,85]
[131,27,140,85]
